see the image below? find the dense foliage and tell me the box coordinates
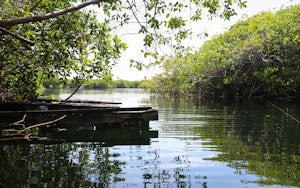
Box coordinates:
[151,5,300,99]
[0,0,126,99]
[0,0,246,99]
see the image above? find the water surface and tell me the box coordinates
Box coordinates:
[1,89,299,187]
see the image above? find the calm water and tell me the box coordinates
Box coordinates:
[1,88,299,187]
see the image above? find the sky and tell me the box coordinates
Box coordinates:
[110,0,299,81]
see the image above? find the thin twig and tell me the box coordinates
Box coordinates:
[65,82,83,101]
[0,114,27,129]
[17,115,67,134]
[12,114,27,126]
[266,100,300,124]
[126,0,145,31]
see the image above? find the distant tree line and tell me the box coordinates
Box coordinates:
[43,77,151,90]
[150,5,300,99]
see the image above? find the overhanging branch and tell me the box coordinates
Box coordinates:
[0,0,102,27]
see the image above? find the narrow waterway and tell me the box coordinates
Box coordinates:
[1,88,299,187]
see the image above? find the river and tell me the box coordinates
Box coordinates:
[1,88,299,187]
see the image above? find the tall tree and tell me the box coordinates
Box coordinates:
[0,0,246,99]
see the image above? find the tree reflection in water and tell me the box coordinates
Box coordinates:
[151,95,300,187]
[194,101,300,186]
[1,143,210,187]
[0,144,125,187]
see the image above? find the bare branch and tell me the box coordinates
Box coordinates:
[11,114,27,128]
[0,0,102,27]
[65,82,83,101]
[0,115,26,129]
[126,0,145,30]
[0,27,35,46]
[17,115,67,134]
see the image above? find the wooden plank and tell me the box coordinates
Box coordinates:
[0,108,158,127]
[0,106,154,115]
[0,100,158,128]
[112,109,159,121]
[0,100,159,144]
[36,98,122,105]
[0,101,120,110]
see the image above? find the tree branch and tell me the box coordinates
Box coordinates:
[126,0,144,30]
[0,27,35,46]
[0,0,103,27]
[17,115,67,134]
[11,114,27,128]
[65,82,83,101]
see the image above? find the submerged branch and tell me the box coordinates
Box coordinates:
[266,100,300,124]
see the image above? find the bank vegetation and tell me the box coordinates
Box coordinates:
[150,5,300,99]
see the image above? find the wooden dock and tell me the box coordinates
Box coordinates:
[0,100,159,144]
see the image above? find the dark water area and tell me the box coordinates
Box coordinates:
[1,89,299,187]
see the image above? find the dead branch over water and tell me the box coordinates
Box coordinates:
[0,115,67,142]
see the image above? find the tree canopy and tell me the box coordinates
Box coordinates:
[151,5,300,99]
[0,0,246,99]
